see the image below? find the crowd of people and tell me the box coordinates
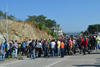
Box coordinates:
[0,35,100,60]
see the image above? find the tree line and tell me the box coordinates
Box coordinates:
[81,24,100,35]
[25,15,61,37]
[0,10,15,20]
[87,24,100,34]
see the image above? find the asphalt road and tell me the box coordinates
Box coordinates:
[0,51,100,67]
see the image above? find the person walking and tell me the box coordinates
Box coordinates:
[68,38,73,55]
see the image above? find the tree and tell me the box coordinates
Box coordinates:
[87,24,100,34]
[38,22,45,30]
[25,14,61,38]
[45,19,56,29]
[0,10,3,18]
[26,15,37,22]
[63,32,66,37]
[8,15,15,20]
[25,15,57,29]
[2,12,6,19]
[0,11,6,19]
[26,15,46,23]
[36,15,46,22]
[83,31,89,35]
[0,10,15,20]
[56,24,60,28]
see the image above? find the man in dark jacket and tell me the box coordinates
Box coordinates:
[29,40,35,59]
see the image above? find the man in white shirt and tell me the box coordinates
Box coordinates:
[51,40,56,56]
[14,40,18,57]
[37,41,42,57]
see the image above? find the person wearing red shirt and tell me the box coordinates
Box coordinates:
[79,36,84,54]
[68,38,73,55]
[84,37,88,47]
[83,37,88,55]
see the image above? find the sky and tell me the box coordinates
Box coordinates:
[0,0,100,33]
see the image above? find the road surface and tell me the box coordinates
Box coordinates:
[0,51,100,67]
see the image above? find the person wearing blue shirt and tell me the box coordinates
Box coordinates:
[22,41,26,55]
[1,42,5,60]
[22,41,26,48]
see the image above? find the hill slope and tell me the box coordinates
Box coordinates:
[0,19,52,42]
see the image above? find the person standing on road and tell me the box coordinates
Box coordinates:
[90,36,96,50]
[68,38,73,55]
[43,40,48,57]
[51,40,56,57]
[29,40,36,59]
[1,41,6,60]
[79,36,84,54]
[26,39,31,57]
[73,38,78,54]
[60,40,65,57]
[57,39,61,56]
[37,40,42,57]
[22,41,27,56]
[14,40,18,58]
[83,37,88,55]
[96,35,100,50]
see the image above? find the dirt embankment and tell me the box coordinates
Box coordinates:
[0,19,52,42]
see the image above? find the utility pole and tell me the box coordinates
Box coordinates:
[97,24,98,34]
[6,5,8,43]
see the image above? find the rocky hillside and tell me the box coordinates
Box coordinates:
[0,19,52,42]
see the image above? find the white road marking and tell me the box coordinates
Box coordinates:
[45,59,64,67]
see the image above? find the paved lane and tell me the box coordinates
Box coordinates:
[0,52,100,67]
